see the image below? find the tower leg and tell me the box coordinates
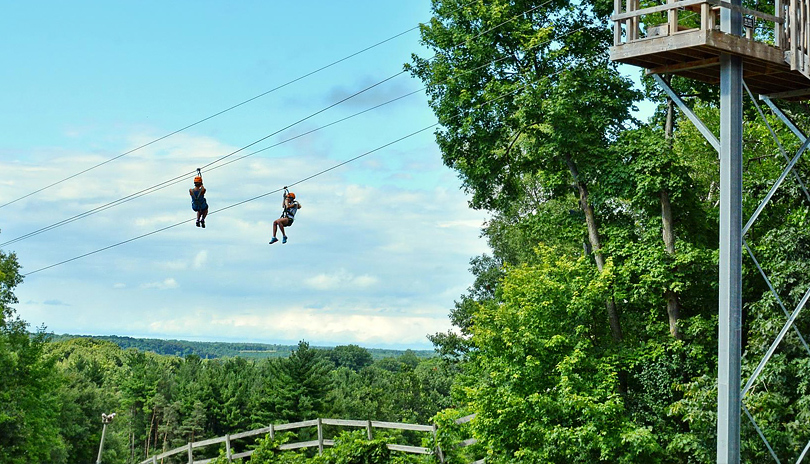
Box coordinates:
[717,51,743,464]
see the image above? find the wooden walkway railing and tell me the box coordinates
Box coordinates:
[139,415,482,464]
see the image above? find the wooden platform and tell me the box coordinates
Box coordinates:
[611,29,810,100]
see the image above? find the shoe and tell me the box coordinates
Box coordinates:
[282,236,287,244]
[196,221,200,227]
[201,220,205,228]
[269,237,279,244]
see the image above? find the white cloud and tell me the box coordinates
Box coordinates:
[5,59,491,349]
[305,269,378,290]
[141,278,179,290]
[145,307,447,346]
[193,250,208,269]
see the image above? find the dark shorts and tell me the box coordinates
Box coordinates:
[192,200,208,212]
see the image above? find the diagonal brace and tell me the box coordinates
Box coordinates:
[761,96,807,142]
[744,83,810,205]
[742,283,810,397]
[798,440,810,463]
[744,240,810,355]
[743,403,782,463]
[652,74,720,153]
[743,136,810,235]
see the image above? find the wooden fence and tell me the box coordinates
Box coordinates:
[138,415,482,464]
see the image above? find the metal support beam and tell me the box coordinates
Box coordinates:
[652,74,721,152]
[761,96,806,141]
[742,404,782,463]
[744,240,810,355]
[743,137,810,235]
[741,284,810,396]
[745,84,810,205]
[717,1,743,459]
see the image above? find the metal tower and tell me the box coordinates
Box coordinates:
[611,0,810,461]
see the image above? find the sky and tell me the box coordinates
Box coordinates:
[1,2,652,350]
[0,0,495,349]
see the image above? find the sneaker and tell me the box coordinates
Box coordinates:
[201,220,205,228]
[269,237,279,244]
[196,221,200,227]
[282,236,288,244]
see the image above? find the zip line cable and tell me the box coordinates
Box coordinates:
[0,75,412,249]
[22,126,435,277]
[0,87,427,248]
[2,0,520,211]
[2,7,578,248]
[0,72,409,248]
[0,0,551,211]
[0,28,420,211]
[21,79,539,277]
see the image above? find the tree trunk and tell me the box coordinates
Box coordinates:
[565,154,623,343]
[662,84,683,340]
[661,189,682,339]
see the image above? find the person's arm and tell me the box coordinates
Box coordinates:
[201,186,206,195]
[189,188,194,197]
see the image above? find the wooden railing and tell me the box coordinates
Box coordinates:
[611,0,786,47]
[139,416,482,464]
[452,414,484,464]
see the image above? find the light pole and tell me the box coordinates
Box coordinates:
[96,412,116,464]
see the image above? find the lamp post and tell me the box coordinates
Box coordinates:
[96,412,116,464]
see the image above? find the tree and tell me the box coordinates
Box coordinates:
[267,341,333,423]
[0,248,67,463]
[409,0,640,343]
[327,345,373,372]
[462,248,664,462]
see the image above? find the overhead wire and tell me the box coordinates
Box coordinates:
[1,0,508,210]
[22,73,547,277]
[0,73,408,248]
[2,2,574,248]
[0,87,426,248]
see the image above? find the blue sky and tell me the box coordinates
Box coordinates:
[1,1,494,349]
[1,1,652,349]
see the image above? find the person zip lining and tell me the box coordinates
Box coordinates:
[189,168,209,228]
[269,187,301,244]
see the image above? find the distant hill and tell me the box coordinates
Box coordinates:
[48,334,436,360]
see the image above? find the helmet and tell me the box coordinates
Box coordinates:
[194,176,202,184]
[287,192,295,199]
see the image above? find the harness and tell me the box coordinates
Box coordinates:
[282,202,299,219]
[281,187,298,220]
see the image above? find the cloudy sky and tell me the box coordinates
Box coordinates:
[1,0,497,349]
[1,2,653,349]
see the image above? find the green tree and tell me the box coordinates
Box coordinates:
[409,0,640,343]
[0,248,67,463]
[327,345,374,372]
[268,341,333,423]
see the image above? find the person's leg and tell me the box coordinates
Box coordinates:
[201,208,208,227]
[196,210,201,226]
[270,219,280,243]
[278,218,291,243]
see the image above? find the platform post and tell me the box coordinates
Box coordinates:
[717,0,743,461]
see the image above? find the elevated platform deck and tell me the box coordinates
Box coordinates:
[610,0,810,100]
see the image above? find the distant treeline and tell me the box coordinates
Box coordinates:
[48,333,435,360]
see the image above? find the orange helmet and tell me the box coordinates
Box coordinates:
[287,192,295,199]
[194,176,202,184]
